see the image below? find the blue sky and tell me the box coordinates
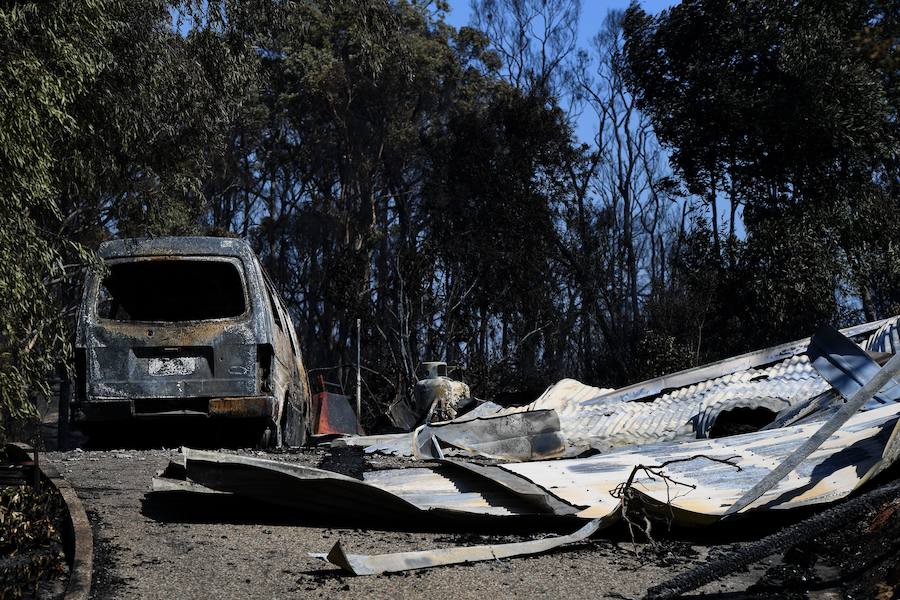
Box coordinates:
[443,0,679,144]
[443,0,677,32]
[441,1,747,237]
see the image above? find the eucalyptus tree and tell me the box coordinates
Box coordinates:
[624,0,900,347]
[0,0,112,431]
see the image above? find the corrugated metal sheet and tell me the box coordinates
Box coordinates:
[159,448,575,518]
[503,400,900,520]
[147,316,900,577]
[345,319,890,460]
[311,517,605,575]
[158,395,900,526]
[866,316,900,354]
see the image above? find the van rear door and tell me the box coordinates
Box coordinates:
[85,257,259,401]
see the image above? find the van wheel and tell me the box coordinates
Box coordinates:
[280,395,307,448]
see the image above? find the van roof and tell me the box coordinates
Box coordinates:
[98,237,255,260]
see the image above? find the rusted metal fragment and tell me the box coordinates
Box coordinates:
[208,396,273,418]
[310,517,604,576]
[413,410,565,461]
[312,391,362,436]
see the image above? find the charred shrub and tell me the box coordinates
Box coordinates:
[0,485,66,599]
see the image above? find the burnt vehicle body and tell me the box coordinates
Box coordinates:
[72,237,311,446]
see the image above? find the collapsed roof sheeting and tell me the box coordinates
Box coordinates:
[159,448,581,518]
[341,318,891,460]
[149,317,900,575]
[157,391,900,525]
[867,318,900,354]
[507,400,900,520]
[412,409,566,460]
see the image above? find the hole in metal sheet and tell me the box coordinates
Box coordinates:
[708,407,778,438]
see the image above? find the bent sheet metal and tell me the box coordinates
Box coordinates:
[157,392,900,523]
[309,517,605,575]
[149,317,900,574]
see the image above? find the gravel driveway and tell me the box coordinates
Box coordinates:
[41,444,780,600]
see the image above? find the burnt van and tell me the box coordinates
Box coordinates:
[71,237,311,447]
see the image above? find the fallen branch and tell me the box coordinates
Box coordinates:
[611,455,742,548]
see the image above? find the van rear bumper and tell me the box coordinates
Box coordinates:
[72,395,276,422]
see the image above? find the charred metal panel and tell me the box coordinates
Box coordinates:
[76,237,271,349]
[312,392,362,436]
[412,410,565,461]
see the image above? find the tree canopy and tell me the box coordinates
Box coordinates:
[1,0,897,431]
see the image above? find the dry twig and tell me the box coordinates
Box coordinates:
[610,454,742,550]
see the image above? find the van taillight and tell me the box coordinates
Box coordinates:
[256,344,274,393]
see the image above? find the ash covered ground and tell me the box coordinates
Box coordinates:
[41,441,900,599]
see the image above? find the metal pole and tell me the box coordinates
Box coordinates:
[356,318,362,419]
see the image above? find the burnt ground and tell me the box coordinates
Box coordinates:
[743,495,900,599]
[0,478,69,599]
[43,444,773,600]
[42,440,900,600]
[33,405,900,599]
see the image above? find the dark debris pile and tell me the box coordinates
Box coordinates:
[0,484,67,600]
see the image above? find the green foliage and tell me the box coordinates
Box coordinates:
[624,0,894,201]
[59,0,258,238]
[624,0,900,351]
[0,1,111,431]
[5,0,898,422]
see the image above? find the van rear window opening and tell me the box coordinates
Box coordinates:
[97,259,246,322]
